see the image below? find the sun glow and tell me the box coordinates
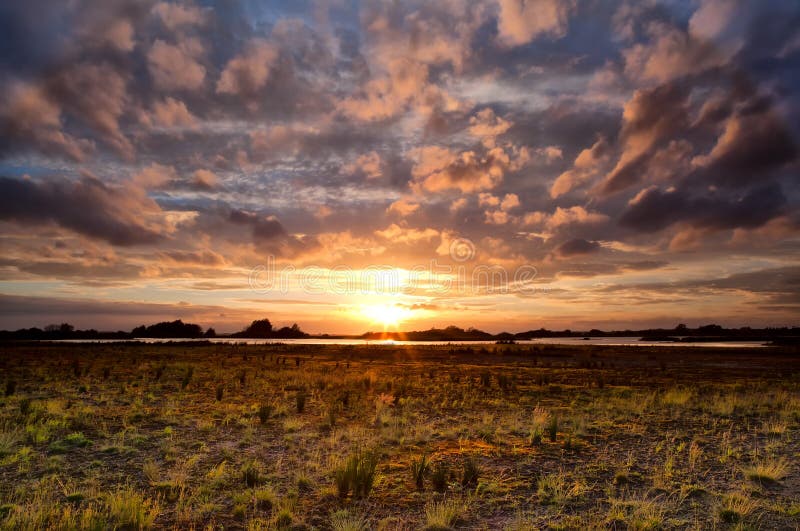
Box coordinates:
[359,303,412,329]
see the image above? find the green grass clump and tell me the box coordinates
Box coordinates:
[334,450,379,499]
[106,486,159,529]
[424,497,467,530]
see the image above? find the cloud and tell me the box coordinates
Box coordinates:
[0,80,91,161]
[622,21,728,84]
[468,108,512,145]
[600,81,690,195]
[550,137,610,198]
[228,209,288,241]
[345,151,383,179]
[525,206,609,231]
[485,210,512,225]
[54,62,133,159]
[692,105,798,187]
[619,184,787,233]
[217,39,279,97]
[0,175,165,246]
[152,2,207,31]
[374,224,439,244]
[496,0,575,47]
[450,197,468,212]
[140,97,197,129]
[387,199,419,217]
[556,238,601,256]
[147,39,206,91]
[410,144,530,194]
[191,169,218,190]
[338,57,440,121]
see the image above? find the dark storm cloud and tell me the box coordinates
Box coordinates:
[229,209,287,241]
[595,266,800,306]
[0,176,164,245]
[619,183,787,234]
[556,238,601,257]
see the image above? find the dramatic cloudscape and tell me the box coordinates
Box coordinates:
[0,0,798,333]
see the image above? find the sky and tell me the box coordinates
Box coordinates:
[0,0,799,334]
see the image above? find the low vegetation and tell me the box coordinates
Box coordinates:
[0,341,797,528]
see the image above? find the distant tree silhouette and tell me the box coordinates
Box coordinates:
[132,320,203,338]
[45,323,74,334]
[204,327,217,338]
[233,319,309,338]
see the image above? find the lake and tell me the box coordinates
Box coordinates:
[52,337,768,348]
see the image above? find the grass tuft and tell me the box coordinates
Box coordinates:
[743,458,789,484]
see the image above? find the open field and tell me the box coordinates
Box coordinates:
[0,342,799,530]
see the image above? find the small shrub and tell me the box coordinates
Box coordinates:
[274,507,293,527]
[258,403,273,424]
[242,460,263,487]
[326,403,338,428]
[254,486,276,511]
[743,458,789,484]
[215,384,224,401]
[330,510,369,531]
[546,416,558,442]
[717,493,758,524]
[537,472,585,506]
[0,429,20,457]
[4,380,16,397]
[334,450,379,498]
[106,486,159,529]
[530,428,543,446]
[296,391,306,414]
[18,398,32,417]
[461,457,480,488]
[181,367,194,389]
[431,462,449,493]
[424,497,467,530]
[411,454,429,490]
[64,432,91,447]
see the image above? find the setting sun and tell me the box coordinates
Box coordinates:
[359,303,413,330]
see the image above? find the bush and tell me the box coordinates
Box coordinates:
[330,510,369,531]
[106,486,159,529]
[546,416,558,442]
[424,497,467,530]
[242,460,263,487]
[431,462,449,493]
[296,391,306,414]
[181,366,193,389]
[461,457,480,488]
[258,403,272,424]
[215,384,224,401]
[410,454,429,490]
[334,450,379,498]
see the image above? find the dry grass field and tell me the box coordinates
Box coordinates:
[0,342,798,530]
